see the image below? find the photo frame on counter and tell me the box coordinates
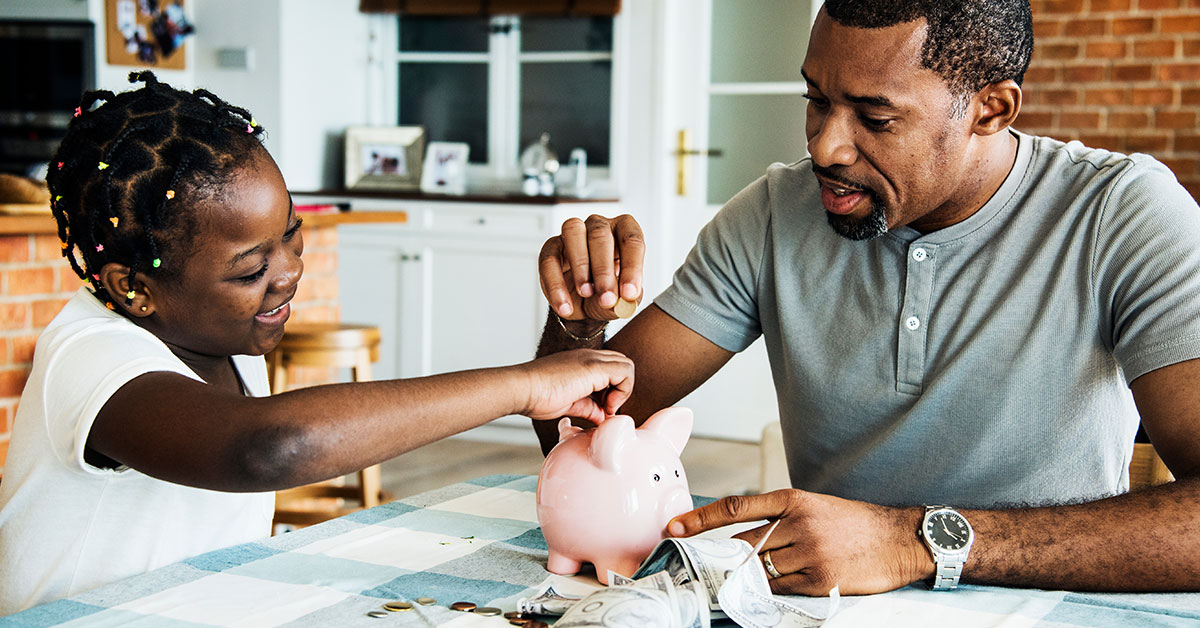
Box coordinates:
[106,0,192,69]
[419,141,470,195]
[344,126,425,190]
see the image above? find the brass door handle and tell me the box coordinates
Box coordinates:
[675,129,723,196]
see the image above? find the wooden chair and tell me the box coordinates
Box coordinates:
[267,323,387,529]
[757,421,1175,494]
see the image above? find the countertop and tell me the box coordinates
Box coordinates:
[0,204,408,235]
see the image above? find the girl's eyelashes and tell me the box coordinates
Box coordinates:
[237,266,268,284]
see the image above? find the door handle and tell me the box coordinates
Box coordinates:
[674,129,723,196]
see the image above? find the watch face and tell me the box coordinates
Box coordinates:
[925,511,971,551]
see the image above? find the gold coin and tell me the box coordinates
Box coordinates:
[614,297,638,319]
[475,606,501,616]
[508,619,531,626]
[366,610,389,618]
[415,597,436,606]
[383,601,413,612]
[450,601,477,612]
[526,621,549,628]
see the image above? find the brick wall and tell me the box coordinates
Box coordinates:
[1016,0,1200,201]
[0,223,339,474]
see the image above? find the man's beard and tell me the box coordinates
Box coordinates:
[812,164,889,241]
[825,198,888,241]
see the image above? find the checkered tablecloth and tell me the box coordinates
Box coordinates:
[4,474,1200,627]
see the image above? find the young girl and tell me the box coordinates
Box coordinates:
[0,72,634,614]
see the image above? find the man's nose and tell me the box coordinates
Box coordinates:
[807,112,858,168]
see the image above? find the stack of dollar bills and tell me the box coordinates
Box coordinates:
[519,535,839,628]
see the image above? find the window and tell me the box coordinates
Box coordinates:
[390,15,614,184]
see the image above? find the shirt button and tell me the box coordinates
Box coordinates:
[905,316,921,331]
[912,248,929,262]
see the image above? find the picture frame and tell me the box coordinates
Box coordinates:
[419,141,471,195]
[344,126,426,190]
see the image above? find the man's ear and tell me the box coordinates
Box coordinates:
[98,262,155,317]
[972,79,1022,137]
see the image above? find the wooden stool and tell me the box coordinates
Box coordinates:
[267,323,387,529]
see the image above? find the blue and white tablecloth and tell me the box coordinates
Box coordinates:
[4,474,1200,627]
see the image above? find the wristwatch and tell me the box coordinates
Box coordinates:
[920,505,974,590]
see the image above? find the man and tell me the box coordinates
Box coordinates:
[533,0,1200,595]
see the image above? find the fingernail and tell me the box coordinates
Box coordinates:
[600,291,617,307]
[579,282,594,297]
[558,302,573,317]
[668,520,685,537]
[621,283,638,300]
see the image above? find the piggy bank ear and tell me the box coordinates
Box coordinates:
[588,415,636,473]
[557,418,584,443]
[639,407,693,455]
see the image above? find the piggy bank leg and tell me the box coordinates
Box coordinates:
[595,556,645,584]
[546,551,582,575]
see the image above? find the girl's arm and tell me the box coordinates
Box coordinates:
[86,349,633,492]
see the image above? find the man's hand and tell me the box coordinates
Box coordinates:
[666,489,932,596]
[518,349,635,424]
[539,214,645,322]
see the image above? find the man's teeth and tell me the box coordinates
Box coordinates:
[833,187,856,196]
[262,304,283,316]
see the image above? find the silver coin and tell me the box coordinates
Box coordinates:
[474,606,501,616]
[415,596,436,606]
[366,610,389,618]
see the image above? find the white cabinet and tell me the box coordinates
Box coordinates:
[314,197,620,444]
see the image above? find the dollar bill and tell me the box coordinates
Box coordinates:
[518,583,582,616]
[554,586,677,628]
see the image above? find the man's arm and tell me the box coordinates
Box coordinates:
[667,357,1200,594]
[533,214,736,454]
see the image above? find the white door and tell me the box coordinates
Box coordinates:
[653,0,818,441]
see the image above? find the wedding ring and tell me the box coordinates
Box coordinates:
[761,549,783,579]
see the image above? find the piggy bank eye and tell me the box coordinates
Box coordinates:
[675,469,680,478]
[652,473,661,482]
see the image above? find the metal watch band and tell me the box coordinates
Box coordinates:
[931,558,964,590]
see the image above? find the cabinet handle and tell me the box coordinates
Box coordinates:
[476,217,487,225]
[413,254,422,261]
[400,254,410,261]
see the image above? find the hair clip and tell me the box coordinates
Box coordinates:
[91,274,100,281]
[125,290,135,306]
[97,161,109,171]
[57,162,64,169]
[109,216,119,227]
[95,244,104,252]
[74,107,81,117]
[152,258,161,268]
[165,189,175,200]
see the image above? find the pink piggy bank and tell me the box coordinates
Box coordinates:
[536,407,694,580]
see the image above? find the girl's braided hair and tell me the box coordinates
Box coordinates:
[47,70,266,307]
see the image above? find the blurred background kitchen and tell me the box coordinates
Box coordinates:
[0,0,1197,504]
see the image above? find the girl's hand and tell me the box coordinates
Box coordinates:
[518,349,634,423]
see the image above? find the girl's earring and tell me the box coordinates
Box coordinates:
[125,290,136,306]
[140,305,148,312]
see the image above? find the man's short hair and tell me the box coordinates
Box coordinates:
[824,0,1033,110]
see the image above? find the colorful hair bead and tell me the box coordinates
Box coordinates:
[105,302,115,310]
[60,242,68,250]
[95,244,104,252]
[91,274,100,281]
[56,161,64,169]
[97,161,109,170]
[152,258,161,268]
[165,190,175,200]
[245,124,254,134]
[54,195,62,203]
[74,107,81,117]
[109,216,119,227]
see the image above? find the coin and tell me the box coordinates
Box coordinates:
[366,610,389,618]
[475,606,501,616]
[504,611,526,620]
[450,601,477,612]
[383,600,413,612]
[614,297,638,319]
[526,621,549,628]
[415,597,436,606]
[508,619,531,626]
